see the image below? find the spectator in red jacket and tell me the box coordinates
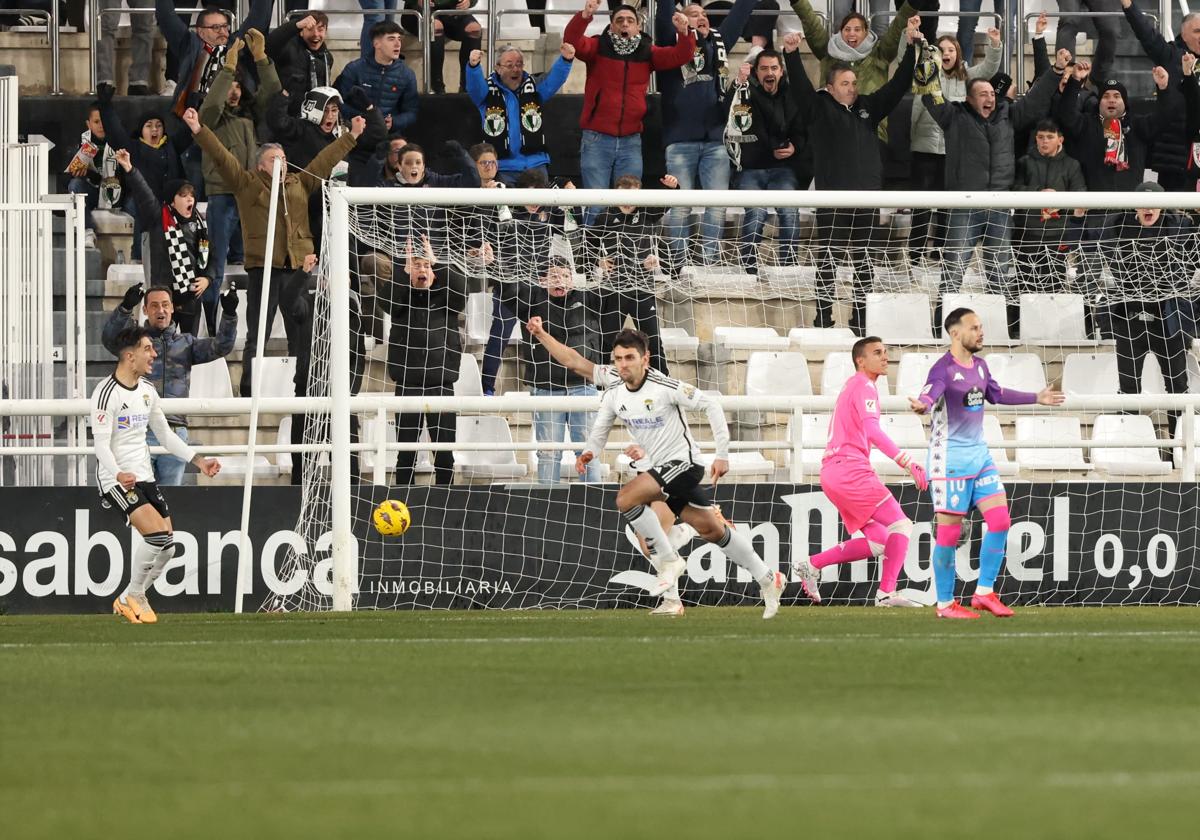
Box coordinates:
[564,0,695,223]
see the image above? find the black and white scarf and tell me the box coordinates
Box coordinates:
[199,44,227,99]
[482,74,546,156]
[162,205,209,296]
[723,81,756,171]
[680,29,728,92]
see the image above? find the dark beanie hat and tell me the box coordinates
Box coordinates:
[163,178,193,199]
[1099,78,1128,106]
[136,110,166,134]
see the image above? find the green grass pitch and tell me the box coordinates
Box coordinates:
[2,607,1198,839]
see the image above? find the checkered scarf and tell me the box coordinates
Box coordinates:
[162,205,208,296]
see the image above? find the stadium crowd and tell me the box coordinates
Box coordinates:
[53,0,1200,483]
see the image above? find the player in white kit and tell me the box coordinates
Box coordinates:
[578,328,786,619]
[92,327,221,623]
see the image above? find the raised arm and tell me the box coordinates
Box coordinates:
[862,39,918,123]
[564,7,599,65]
[650,16,696,71]
[1122,0,1176,68]
[265,16,300,59]
[1054,75,1090,138]
[154,0,192,54]
[298,130,358,192]
[877,2,918,63]
[718,0,759,44]
[1010,59,1060,130]
[525,316,596,381]
[190,120,256,193]
[241,0,275,36]
[190,291,239,362]
[789,0,829,59]
[782,47,817,116]
[654,0,676,47]
[1186,70,1200,141]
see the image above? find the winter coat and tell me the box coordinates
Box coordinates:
[101,304,237,427]
[655,0,756,146]
[784,46,915,190]
[279,269,364,398]
[910,41,1002,156]
[98,100,190,202]
[564,12,695,137]
[265,18,334,99]
[1055,77,1176,192]
[923,65,1058,191]
[334,55,419,136]
[155,0,274,113]
[790,0,917,140]
[724,77,809,172]
[198,60,283,196]
[1012,147,1087,238]
[193,126,357,269]
[464,58,573,173]
[1123,1,1194,178]
[383,265,469,390]
[508,285,604,390]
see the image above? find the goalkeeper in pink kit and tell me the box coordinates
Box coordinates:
[793,337,929,607]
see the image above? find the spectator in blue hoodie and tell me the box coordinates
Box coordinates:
[335,21,420,137]
[656,0,757,267]
[464,42,576,186]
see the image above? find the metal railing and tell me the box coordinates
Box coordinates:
[88,6,239,95]
[1017,9,1159,92]
[870,10,1006,72]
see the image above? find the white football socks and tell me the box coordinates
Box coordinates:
[717,527,770,582]
[126,532,173,597]
[622,505,682,569]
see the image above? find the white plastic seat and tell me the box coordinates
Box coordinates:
[1090,414,1170,475]
[797,413,831,472]
[1062,352,1120,395]
[820,352,890,396]
[493,0,539,38]
[941,292,1012,341]
[697,451,775,479]
[981,415,1019,476]
[661,328,700,353]
[1015,416,1091,470]
[985,353,1047,393]
[745,351,812,396]
[189,358,234,400]
[276,416,293,474]
[454,353,484,397]
[895,352,942,397]
[464,291,519,346]
[866,292,934,342]
[788,327,856,352]
[252,356,297,398]
[454,416,528,479]
[712,326,790,350]
[1020,293,1088,341]
[871,414,927,476]
[92,209,134,234]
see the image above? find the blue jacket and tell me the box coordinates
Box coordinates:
[335,55,419,137]
[154,0,274,109]
[464,57,573,173]
[655,0,756,146]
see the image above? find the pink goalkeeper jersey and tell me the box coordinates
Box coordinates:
[824,372,901,465]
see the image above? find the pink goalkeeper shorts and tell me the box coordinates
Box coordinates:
[820,455,893,535]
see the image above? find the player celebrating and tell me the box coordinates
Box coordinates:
[793,337,928,607]
[93,327,221,623]
[524,316,722,617]
[910,308,1064,619]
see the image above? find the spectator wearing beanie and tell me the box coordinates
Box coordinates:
[565,0,695,222]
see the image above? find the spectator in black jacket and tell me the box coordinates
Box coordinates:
[586,175,670,373]
[1068,184,1196,436]
[1121,0,1200,190]
[113,148,212,336]
[724,47,810,275]
[507,258,605,483]
[923,58,1059,335]
[784,26,918,332]
[266,12,334,100]
[1011,118,1087,295]
[383,237,469,485]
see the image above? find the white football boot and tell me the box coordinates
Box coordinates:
[649,598,685,617]
[792,557,822,604]
[874,590,922,608]
[759,571,786,620]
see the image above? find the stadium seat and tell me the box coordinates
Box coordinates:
[797,413,831,473]
[1172,415,1200,470]
[454,416,528,480]
[464,291,519,347]
[984,353,1047,393]
[866,292,934,342]
[1015,416,1091,471]
[872,415,927,475]
[661,327,700,353]
[679,266,760,296]
[712,326,790,350]
[940,292,1012,341]
[252,357,297,398]
[493,0,540,38]
[788,327,856,352]
[233,290,289,350]
[1062,353,1120,395]
[189,358,234,400]
[982,415,1019,476]
[821,352,890,396]
[895,352,942,397]
[276,416,292,474]
[455,353,484,397]
[1020,294,1088,341]
[744,351,812,396]
[697,451,776,480]
[1090,414,1171,476]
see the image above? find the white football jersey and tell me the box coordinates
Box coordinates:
[90,375,196,493]
[584,368,729,469]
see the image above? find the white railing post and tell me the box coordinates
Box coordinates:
[373,404,387,486]
[789,406,804,483]
[73,192,87,484]
[329,187,355,611]
[1183,405,1195,482]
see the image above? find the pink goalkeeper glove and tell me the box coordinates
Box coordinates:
[908,461,928,491]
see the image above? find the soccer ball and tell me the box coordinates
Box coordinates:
[372,499,411,536]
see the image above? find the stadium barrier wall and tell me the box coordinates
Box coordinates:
[0,483,1195,614]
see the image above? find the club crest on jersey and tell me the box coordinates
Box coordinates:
[125,490,138,503]
[644,398,654,412]
[143,394,151,406]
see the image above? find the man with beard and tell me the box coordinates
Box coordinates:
[656,0,757,267]
[565,0,695,223]
[266,12,335,100]
[724,48,809,274]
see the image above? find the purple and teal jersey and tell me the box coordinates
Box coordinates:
[919,353,1037,480]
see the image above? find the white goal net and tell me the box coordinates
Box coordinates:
[267,186,1200,612]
